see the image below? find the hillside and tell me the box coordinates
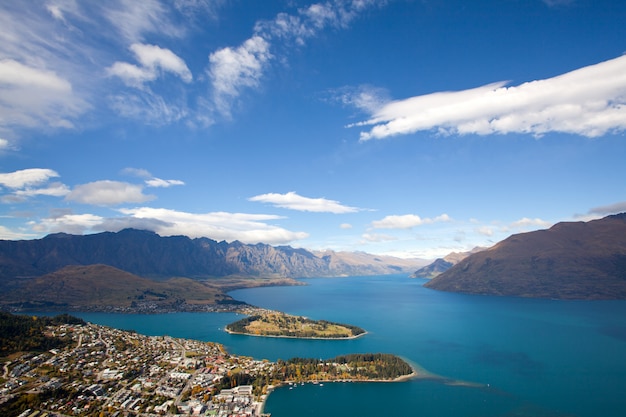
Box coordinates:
[424,213,626,299]
[0,264,244,312]
[411,258,454,279]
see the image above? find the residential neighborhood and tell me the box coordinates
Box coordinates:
[1,322,275,416]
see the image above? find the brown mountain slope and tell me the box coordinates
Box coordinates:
[424,213,626,299]
[0,264,238,311]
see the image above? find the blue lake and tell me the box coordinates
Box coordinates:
[67,275,626,417]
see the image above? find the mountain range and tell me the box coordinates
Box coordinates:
[0,228,425,281]
[0,229,426,311]
[424,213,626,299]
[3,212,625,309]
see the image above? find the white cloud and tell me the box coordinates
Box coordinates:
[118,206,309,244]
[340,223,353,229]
[208,36,272,117]
[133,43,192,81]
[475,226,494,237]
[15,182,70,197]
[371,213,451,229]
[355,55,626,140]
[145,177,185,188]
[0,169,69,203]
[121,167,152,178]
[66,180,155,206]
[509,217,552,229]
[249,191,359,213]
[361,232,397,242]
[0,224,37,240]
[0,59,88,131]
[0,168,61,189]
[31,213,105,235]
[108,43,192,87]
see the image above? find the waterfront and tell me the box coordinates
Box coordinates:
[69,275,626,416]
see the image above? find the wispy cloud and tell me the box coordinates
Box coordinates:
[145,178,185,188]
[102,0,186,43]
[361,232,397,243]
[0,59,88,133]
[588,201,626,216]
[475,226,494,237]
[108,92,189,125]
[370,213,451,229]
[330,84,390,113]
[352,55,626,140]
[120,168,185,188]
[206,0,384,117]
[1,1,385,136]
[249,191,360,213]
[0,1,211,137]
[542,0,575,7]
[121,167,152,178]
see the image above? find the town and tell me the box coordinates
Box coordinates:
[1,313,416,417]
[1,321,275,416]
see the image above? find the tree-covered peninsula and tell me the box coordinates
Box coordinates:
[277,353,415,382]
[226,311,366,339]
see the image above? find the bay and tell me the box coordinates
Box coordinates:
[65,275,626,417]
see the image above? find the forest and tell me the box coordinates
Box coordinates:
[215,352,414,397]
[0,312,85,357]
[275,353,414,382]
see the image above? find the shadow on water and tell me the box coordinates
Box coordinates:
[598,325,626,342]
[472,345,544,378]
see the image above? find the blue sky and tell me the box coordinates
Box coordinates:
[1,0,625,259]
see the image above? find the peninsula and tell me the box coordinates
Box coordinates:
[0,312,412,416]
[225,310,366,339]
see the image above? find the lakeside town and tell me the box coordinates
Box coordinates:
[1,320,275,416]
[1,314,415,417]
